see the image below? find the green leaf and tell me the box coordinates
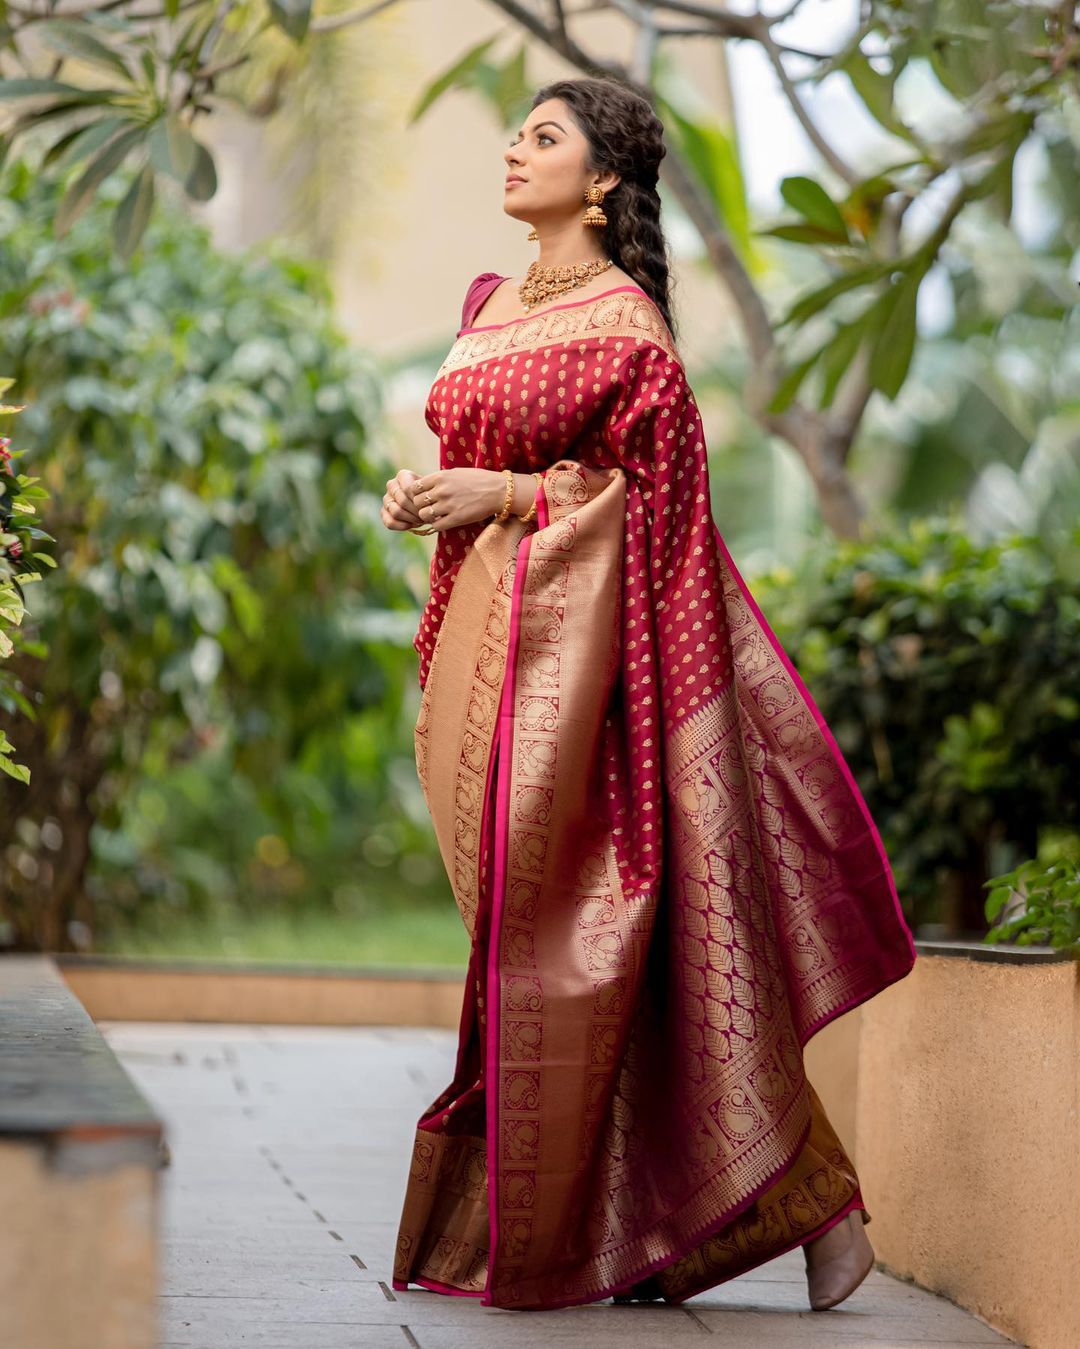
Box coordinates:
[0,755,31,785]
[407,36,499,125]
[840,50,915,143]
[139,48,157,92]
[55,124,146,236]
[114,161,155,258]
[867,269,922,400]
[491,44,528,123]
[757,222,853,246]
[657,92,753,268]
[184,141,217,202]
[779,176,850,243]
[36,20,133,83]
[984,885,1012,922]
[0,77,109,100]
[170,12,219,77]
[776,258,895,329]
[45,115,130,171]
[955,113,1024,159]
[267,0,314,43]
[819,307,876,408]
[766,344,825,415]
[148,115,198,183]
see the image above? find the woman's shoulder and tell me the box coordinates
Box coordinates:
[460,271,507,329]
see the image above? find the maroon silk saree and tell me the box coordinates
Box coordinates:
[392,276,916,1311]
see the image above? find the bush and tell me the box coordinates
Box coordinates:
[0,157,437,953]
[984,850,1080,956]
[750,514,1080,935]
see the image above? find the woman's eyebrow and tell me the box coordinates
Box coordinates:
[513,120,566,136]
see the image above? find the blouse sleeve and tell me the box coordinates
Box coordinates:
[459,271,504,333]
[602,342,714,614]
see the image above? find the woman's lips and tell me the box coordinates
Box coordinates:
[505,176,526,186]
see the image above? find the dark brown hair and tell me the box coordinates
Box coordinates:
[529,75,678,340]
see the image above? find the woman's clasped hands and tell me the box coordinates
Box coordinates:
[380,467,510,534]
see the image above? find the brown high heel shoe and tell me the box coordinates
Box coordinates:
[804,1208,875,1311]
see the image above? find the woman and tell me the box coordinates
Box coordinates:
[382,76,916,1313]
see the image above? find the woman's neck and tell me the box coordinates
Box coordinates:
[532,225,608,269]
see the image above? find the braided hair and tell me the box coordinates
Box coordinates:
[529,75,678,341]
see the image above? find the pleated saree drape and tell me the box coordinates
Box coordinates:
[392,277,917,1311]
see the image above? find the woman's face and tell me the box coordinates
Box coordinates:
[503,97,619,227]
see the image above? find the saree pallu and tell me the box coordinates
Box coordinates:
[393,455,916,1310]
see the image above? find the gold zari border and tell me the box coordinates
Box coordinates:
[438,289,678,376]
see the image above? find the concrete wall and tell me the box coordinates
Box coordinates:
[0,1141,158,1349]
[855,950,1079,1349]
[59,956,466,1029]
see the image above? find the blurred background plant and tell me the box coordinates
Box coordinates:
[0,376,55,787]
[750,516,1080,938]
[0,161,461,962]
[983,851,1080,955]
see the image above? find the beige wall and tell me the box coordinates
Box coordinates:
[62,959,465,1028]
[0,1141,158,1349]
[856,954,1080,1349]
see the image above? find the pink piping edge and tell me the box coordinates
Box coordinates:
[709,521,917,981]
[481,525,534,1306]
[458,283,650,337]
[392,1274,481,1298]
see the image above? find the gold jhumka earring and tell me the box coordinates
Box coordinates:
[526,186,608,240]
[581,184,608,227]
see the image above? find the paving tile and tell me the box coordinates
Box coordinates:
[103,1022,1020,1349]
[159,1328,416,1348]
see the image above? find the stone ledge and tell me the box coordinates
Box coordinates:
[914,938,1074,964]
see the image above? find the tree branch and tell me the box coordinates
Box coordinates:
[754,15,859,185]
[311,0,411,36]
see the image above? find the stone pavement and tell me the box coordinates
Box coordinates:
[100,1021,1020,1349]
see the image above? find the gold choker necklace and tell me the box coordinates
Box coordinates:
[518,258,613,312]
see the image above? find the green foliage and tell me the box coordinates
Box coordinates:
[757,0,1073,410]
[750,515,1080,931]
[0,157,437,950]
[654,77,754,273]
[0,1,315,257]
[98,889,471,967]
[984,852,1080,956]
[0,377,57,785]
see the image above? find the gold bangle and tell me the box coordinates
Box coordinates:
[493,468,515,523]
[517,471,543,524]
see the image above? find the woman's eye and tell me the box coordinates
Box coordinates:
[507,133,555,146]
